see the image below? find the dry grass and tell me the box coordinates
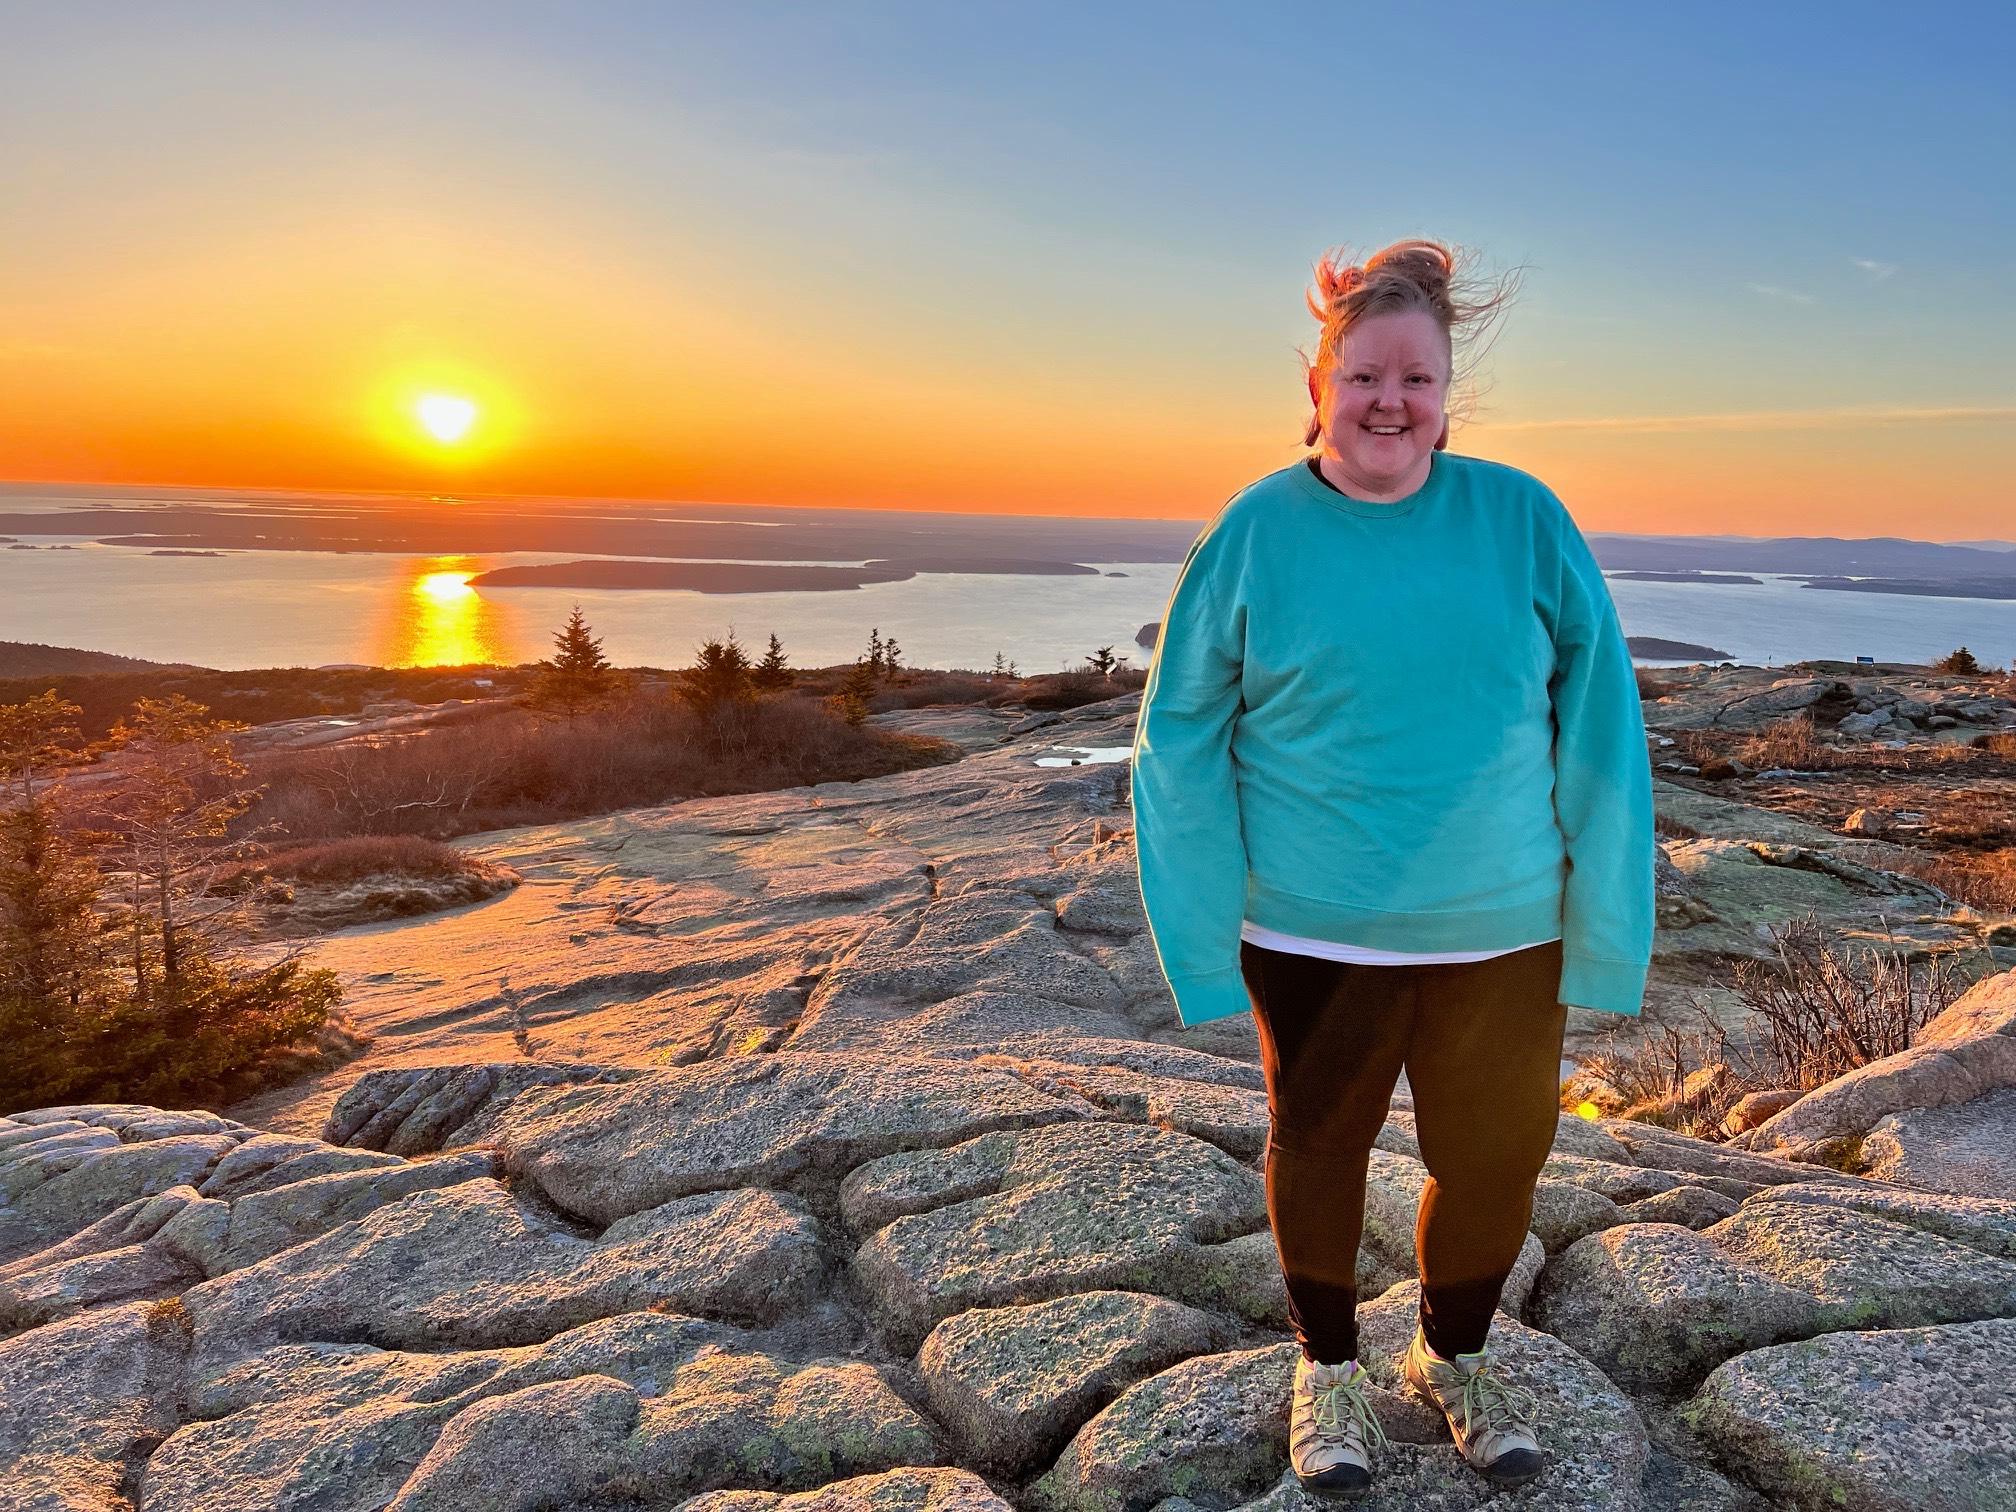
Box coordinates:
[242,691,962,843]
[1731,713,1844,772]
[1885,847,2016,914]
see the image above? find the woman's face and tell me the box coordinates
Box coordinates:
[1311,309,1450,499]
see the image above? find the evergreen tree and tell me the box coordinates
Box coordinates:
[675,632,755,718]
[1087,646,1119,676]
[881,635,904,681]
[990,651,1008,678]
[753,632,793,691]
[1935,646,1982,676]
[866,627,886,677]
[0,790,108,1110]
[525,606,618,721]
[833,657,879,726]
[0,691,339,1112]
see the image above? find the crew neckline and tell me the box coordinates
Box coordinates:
[1291,449,1447,518]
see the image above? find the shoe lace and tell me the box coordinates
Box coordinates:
[1311,1370,1393,1454]
[1454,1361,1541,1442]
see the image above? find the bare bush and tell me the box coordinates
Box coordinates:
[1731,914,1962,1087]
[1569,912,1967,1139]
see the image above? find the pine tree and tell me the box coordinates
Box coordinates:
[675,632,754,718]
[753,632,793,691]
[881,635,904,681]
[866,628,886,677]
[1087,646,1118,675]
[833,657,879,726]
[990,651,1008,678]
[0,692,338,1112]
[526,606,618,721]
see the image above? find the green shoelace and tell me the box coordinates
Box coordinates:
[1453,1362,1542,1443]
[1311,1370,1393,1454]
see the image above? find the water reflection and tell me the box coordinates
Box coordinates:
[372,556,518,667]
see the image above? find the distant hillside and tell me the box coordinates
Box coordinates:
[0,641,178,677]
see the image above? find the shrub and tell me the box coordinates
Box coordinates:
[219,835,485,888]
[1566,912,1966,1140]
[0,692,344,1114]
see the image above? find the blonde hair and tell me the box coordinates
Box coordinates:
[1300,238,1523,447]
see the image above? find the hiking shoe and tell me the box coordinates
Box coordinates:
[1403,1325,1546,1487]
[1287,1354,1388,1498]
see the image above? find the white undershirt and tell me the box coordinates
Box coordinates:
[1239,919,1561,965]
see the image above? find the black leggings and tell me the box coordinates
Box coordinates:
[1239,935,1568,1364]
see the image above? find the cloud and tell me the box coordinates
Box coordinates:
[1744,282,1817,305]
[1852,257,1899,280]
[1488,405,2016,435]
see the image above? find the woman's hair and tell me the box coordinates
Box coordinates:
[1300,238,1523,447]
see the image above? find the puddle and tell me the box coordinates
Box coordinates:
[1034,745,1133,767]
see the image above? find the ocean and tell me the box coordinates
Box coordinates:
[3,488,2013,674]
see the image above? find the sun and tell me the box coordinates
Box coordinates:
[416,393,479,445]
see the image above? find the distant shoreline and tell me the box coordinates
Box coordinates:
[466,557,1103,592]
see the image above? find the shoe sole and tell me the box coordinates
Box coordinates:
[1291,1467,1373,1501]
[1402,1357,1546,1489]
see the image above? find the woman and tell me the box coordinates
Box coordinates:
[1129,239,1653,1497]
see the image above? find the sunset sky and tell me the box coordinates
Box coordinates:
[3,2,2012,537]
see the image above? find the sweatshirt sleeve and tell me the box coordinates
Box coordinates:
[1547,509,1656,1017]
[1130,530,1252,1026]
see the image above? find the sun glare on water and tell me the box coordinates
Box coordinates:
[416,393,479,444]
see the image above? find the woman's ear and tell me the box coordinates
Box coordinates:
[1434,417,1449,451]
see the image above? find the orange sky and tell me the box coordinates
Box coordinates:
[5,8,2013,538]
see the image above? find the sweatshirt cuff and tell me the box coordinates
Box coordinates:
[1559,953,1648,1018]
[1168,966,1253,1028]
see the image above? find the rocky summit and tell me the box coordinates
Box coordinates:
[4,687,2016,1511]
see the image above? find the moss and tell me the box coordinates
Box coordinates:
[1804,1135,1867,1174]
[143,1294,194,1340]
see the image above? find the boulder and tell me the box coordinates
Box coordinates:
[1622,1185,1741,1230]
[1531,1223,1825,1393]
[180,1179,829,1360]
[676,1468,1016,1512]
[1534,1198,2016,1396]
[916,1289,1232,1474]
[0,1300,189,1511]
[142,1311,938,1512]
[1682,1318,2016,1511]
[845,1120,1265,1349]
[1859,1085,2016,1199]
[490,1052,1091,1225]
[0,1133,242,1264]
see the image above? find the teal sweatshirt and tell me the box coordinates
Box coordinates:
[1129,450,1655,1027]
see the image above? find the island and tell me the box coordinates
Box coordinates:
[467,557,1103,593]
